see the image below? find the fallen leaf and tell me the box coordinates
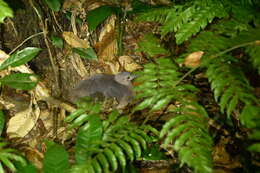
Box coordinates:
[184,51,204,68]
[62,31,89,48]
[7,99,40,138]
[95,15,117,61]
[119,55,142,72]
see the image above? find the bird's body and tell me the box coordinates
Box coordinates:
[69,72,135,108]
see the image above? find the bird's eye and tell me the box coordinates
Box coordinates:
[127,76,131,80]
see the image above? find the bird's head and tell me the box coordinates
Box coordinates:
[114,72,137,86]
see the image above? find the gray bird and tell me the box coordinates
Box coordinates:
[69,72,136,108]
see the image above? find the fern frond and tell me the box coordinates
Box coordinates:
[240,105,260,153]
[175,0,227,44]
[136,0,228,44]
[71,110,154,172]
[211,19,249,37]
[137,33,170,58]
[134,57,198,112]
[0,139,27,172]
[246,44,260,74]
[160,102,213,173]
[135,6,176,24]
[187,31,231,54]
[206,56,258,118]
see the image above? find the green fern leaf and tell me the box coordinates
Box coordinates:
[227,94,239,117]
[160,115,191,138]
[129,133,147,150]
[246,45,260,74]
[124,136,142,159]
[248,143,260,152]
[103,148,118,171]
[109,143,126,168]
[219,87,234,114]
[137,33,170,58]
[240,105,259,128]
[150,95,173,111]
[92,159,102,173]
[116,140,134,161]
[173,129,196,150]
[96,153,109,173]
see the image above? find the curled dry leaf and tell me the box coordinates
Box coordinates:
[95,15,117,61]
[62,31,89,48]
[184,51,204,68]
[104,61,120,74]
[7,98,40,138]
[62,0,83,10]
[119,55,142,72]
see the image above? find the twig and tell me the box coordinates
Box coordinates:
[29,0,60,94]
[51,11,63,32]
[9,32,44,55]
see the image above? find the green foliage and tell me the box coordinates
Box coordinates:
[0,0,13,23]
[0,47,40,90]
[187,31,232,55]
[245,44,260,74]
[44,0,61,12]
[17,163,38,173]
[142,144,167,160]
[0,139,27,172]
[43,141,70,173]
[134,57,198,112]
[206,56,258,118]
[50,35,63,49]
[66,100,155,172]
[185,16,260,153]
[137,33,170,58]
[136,0,228,44]
[0,73,39,90]
[87,6,120,31]
[160,102,213,173]
[72,47,97,60]
[134,51,213,172]
[0,47,41,71]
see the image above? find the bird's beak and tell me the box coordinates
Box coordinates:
[130,74,138,80]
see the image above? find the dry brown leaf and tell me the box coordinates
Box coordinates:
[119,55,142,72]
[62,31,89,48]
[7,99,40,138]
[62,0,84,10]
[95,15,117,61]
[23,147,44,169]
[104,61,120,74]
[184,51,204,68]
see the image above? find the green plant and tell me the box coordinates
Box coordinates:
[161,102,213,173]
[0,47,41,172]
[0,47,41,90]
[64,99,158,173]
[134,57,213,172]
[0,139,27,172]
[0,112,27,172]
[134,0,260,172]
[0,0,13,23]
[136,0,228,44]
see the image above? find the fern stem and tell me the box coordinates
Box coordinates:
[210,40,259,59]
